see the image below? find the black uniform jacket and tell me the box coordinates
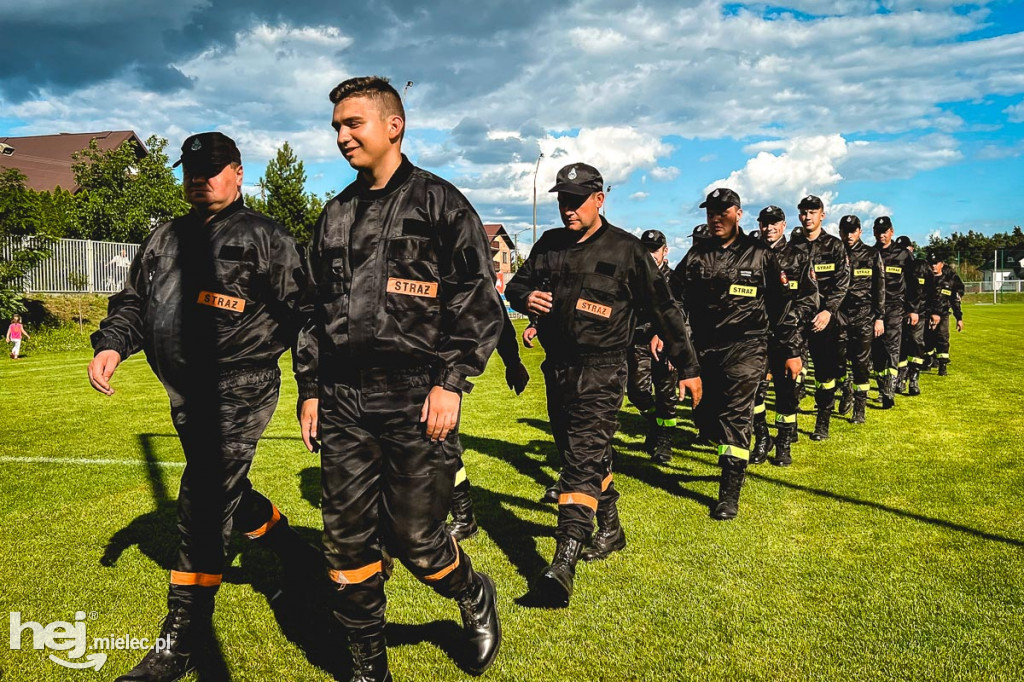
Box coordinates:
[789,229,850,316]
[842,240,885,320]
[505,219,700,378]
[764,234,819,354]
[91,198,309,397]
[631,260,683,346]
[294,157,503,397]
[875,244,922,314]
[673,228,812,358]
[928,265,965,320]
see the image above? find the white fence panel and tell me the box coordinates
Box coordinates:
[2,237,140,294]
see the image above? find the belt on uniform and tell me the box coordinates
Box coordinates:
[544,349,627,368]
[327,364,434,392]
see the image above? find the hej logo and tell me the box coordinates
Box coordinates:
[9,611,107,670]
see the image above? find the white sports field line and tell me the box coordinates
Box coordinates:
[0,456,184,467]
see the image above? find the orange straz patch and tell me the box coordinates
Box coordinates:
[387,277,438,298]
[197,291,245,312]
[576,298,612,318]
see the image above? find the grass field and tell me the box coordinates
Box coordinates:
[1,304,1022,681]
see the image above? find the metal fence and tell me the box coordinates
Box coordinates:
[963,280,1024,294]
[2,237,140,294]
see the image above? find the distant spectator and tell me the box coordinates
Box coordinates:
[6,315,29,359]
[106,248,131,289]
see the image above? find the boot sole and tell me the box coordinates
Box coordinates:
[464,573,501,675]
[582,536,627,562]
[536,572,572,608]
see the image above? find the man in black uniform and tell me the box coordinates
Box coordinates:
[88,132,317,682]
[871,217,921,408]
[506,163,701,606]
[295,77,502,680]
[626,229,680,465]
[925,251,965,375]
[836,215,885,424]
[750,205,817,466]
[671,189,806,517]
[894,236,931,394]
[790,195,850,441]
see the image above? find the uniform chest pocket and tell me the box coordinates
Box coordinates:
[211,255,254,295]
[319,257,349,299]
[729,268,761,298]
[575,273,620,322]
[385,236,441,314]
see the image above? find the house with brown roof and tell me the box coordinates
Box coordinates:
[484,223,515,273]
[0,131,147,192]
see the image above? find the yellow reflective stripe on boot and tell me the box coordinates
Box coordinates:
[656,417,677,427]
[244,504,281,540]
[423,537,461,582]
[717,444,750,461]
[753,403,766,415]
[815,379,836,390]
[775,413,797,424]
[454,466,468,487]
[170,571,223,587]
[854,383,871,392]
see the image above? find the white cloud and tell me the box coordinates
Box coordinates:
[650,166,680,181]
[630,191,650,200]
[1004,101,1024,123]
[842,135,963,180]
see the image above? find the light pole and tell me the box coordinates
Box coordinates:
[602,184,612,216]
[403,81,414,98]
[532,152,544,245]
[510,227,530,269]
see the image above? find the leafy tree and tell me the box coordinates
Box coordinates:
[0,169,54,317]
[69,135,189,242]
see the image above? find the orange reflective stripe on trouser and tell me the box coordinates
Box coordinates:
[170,571,222,587]
[558,491,599,511]
[244,504,281,540]
[601,474,613,492]
[423,537,461,582]
[329,561,384,585]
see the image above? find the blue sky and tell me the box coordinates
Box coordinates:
[2,0,1023,255]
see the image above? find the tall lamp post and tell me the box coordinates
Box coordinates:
[532,152,544,245]
[403,81,414,97]
[602,184,612,216]
[510,227,530,269]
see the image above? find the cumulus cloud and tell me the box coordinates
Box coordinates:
[1004,101,1024,123]
[630,192,650,200]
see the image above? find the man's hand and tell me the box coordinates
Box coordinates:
[907,312,919,326]
[526,290,553,316]
[679,376,703,408]
[420,386,461,442]
[929,314,940,329]
[873,319,884,338]
[784,356,803,380]
[812,310,832,333]
[522,325,538,348]
[650,334,664,361]
[506,362,530,395]
[956,319,964,332]
[88,350,122,395]
[299,398,320,453]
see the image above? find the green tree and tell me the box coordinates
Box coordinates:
[252,142,320,245]
[0,169,54,317]
[70,135,189,242]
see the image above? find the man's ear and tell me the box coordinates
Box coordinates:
[389,115,405,142]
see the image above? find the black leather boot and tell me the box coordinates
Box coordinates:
[896,366,908,394]
[540,483,559,504]
[837,379,853,415]
[537,537,584,607]
[582,500,626,561]
[456,572,501,674]
[711,455,746,520]
[937,359,948,376]
[446,483,479,541]
[642,413,657,454]
[879,375,895,409]
[113,604,210,682]
[851,391,867,424]
[907,367,921,396]
[347,628,391,682]
[749,412,772,465]
[651,424,673,464]
[772,424,794,467]
[811,408,830,441]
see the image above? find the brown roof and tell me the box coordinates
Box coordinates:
[483,223,514,249]
[0,131,147,192]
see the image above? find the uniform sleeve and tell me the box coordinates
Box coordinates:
[952,274,964,321]
[765,249,813,359]
[435,204,504,393]
[823,240,850,315]
[292,213,326,401]
[90,234,153,358]
[494,307,521,368]
[904,256,922,314]
[634,247,700,378]
[871,252,886,320]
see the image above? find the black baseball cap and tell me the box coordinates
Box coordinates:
[873,216,893,234]
[700,187,741,210]
[640,229,667,250]
[894,235,912,248]
[839,215,861,232]
[692,223,710,239]
[797,195,824,210]
[549,163,604,196]
[927,250,947,265]
[173,132,242,173]
[758,205,785,224]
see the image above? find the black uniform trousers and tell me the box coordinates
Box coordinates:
[807,315,846,408]
[766,346,800,427]
[695,338,767,461]
[319,368,472,633]
[839,307,875,389]
[168,367,283,608]
[626,343,678,424]
[872,305,904,378]
[925,314,952,360]
[901,315,927,367]
[542,352,624,543]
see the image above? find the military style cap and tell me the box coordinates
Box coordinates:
[700,187,741,210]
[758,205,785,224]
[872,216,894,233]
[839,215,861,232]
[894,235,912,248]
[549,163,604,195]
[692,223,710,239]
[173,132,242,172]
[640,229,667,249]
[797,195,824,210]
[927,250,947,265]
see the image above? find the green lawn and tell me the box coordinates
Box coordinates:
[1,305,1022,681]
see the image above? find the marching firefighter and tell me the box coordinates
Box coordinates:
[670,189,806,517]
[506,162,701,606]
[895,236,931,395]
[871,218,921,408]
[627,229,681,465]
[925,251,965,375]
[790,195,850,441]
[837,216,885,424]
[296,76,503,680]
[88,132,319,682]
[751,205,817,467]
